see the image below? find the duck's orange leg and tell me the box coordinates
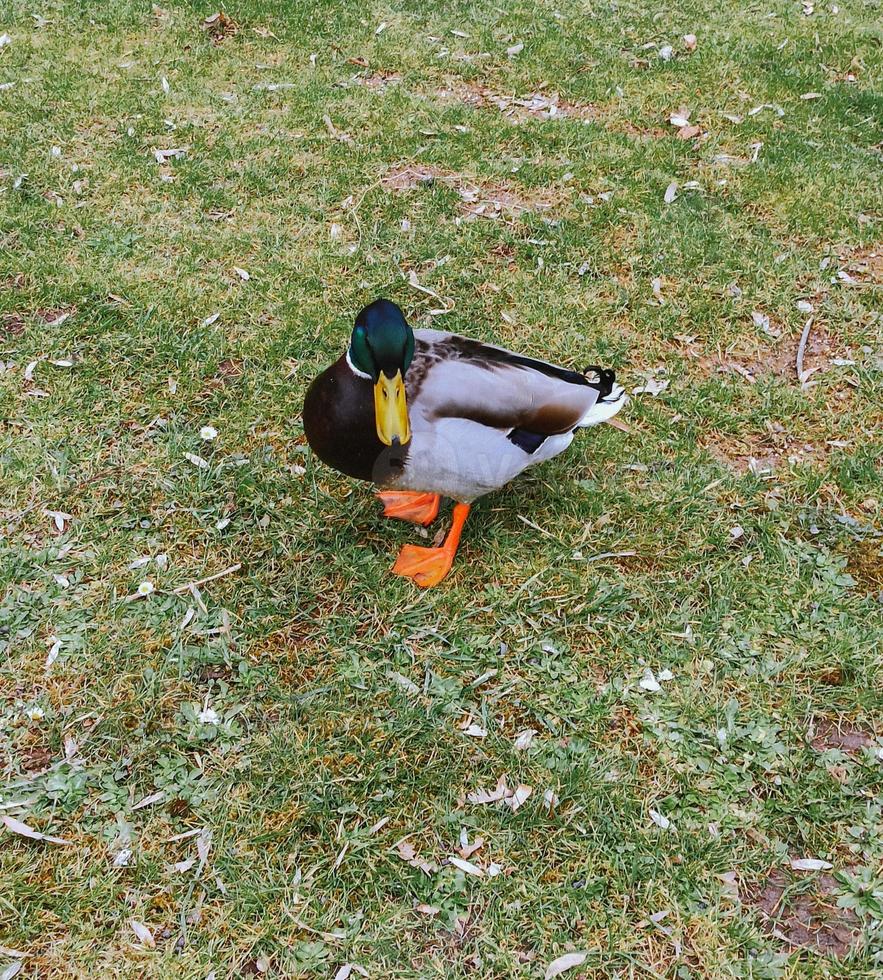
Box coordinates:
[376,491,440,526]
[392,503,470,587]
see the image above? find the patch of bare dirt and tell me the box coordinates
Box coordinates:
[837,244,883,284]
[2,307,76,338]
[358,70,402,92]
[381,164,558,221]
[810,718,873,753]
[704,425,828,476]
[1,313,25,338]
[618,119,669,140]
[202,10,238,42]
[36,307,77,324]
[847,539,883,594]
[693,322,843,385]
[20,742,53,774]
[380,164,457,192]
[435,78,597,122]
[744,868,861,957]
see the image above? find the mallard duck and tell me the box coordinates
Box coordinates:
[303,299,625,587]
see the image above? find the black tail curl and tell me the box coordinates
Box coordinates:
[582,365,616,398]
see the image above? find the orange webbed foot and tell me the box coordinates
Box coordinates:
[391,503,470,588]
[392,543,456,588]
[376,491,440,526]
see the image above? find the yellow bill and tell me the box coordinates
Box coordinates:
[374,370,410,446]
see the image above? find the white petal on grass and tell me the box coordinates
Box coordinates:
[374,21,387,35]
[543,788,559,810]
[129,919,155,947]
[545,951,589,979]
[233,266,250,281]
[387,671,420,695]
[462,724,487,738]
[137,580,155,597]
[669,111,691,127]
[0,34,12,49]
[25,706,44,722]
[132,790,165,811]
[632,377,669,397]
[184,452,209,470]
[45,637,62,670]
[800,92,822,100]
[790,857,833,871]
[683,33,697,50]
[199,425,218,441]
[2,814,71,845]
[449,856,484,877]
[514,728,537,751]
[198,707,220,725]
[658,44,674,61]
[796,300,814,313]
[663,181,678,204]
[196,829,212,869]
[335,965,369,980]
[1,963,22,980]
[24,360,39,381]
[506,42,524,56]
[639,669,662,692]
[153,147,187,163]
[161,76,170,94]
[657,668,674,682]
[730,525,745,540]
[202,312,220,326]
[649,808,672,830]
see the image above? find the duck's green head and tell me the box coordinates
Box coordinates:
[349,299,415,446]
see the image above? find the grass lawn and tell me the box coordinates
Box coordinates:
[1,0,882,976]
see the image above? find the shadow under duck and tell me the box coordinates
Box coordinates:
[303,299,626,587]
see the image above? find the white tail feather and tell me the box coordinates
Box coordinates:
[577,383,627,427]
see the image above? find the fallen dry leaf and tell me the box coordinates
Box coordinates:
[514,728,537,751]
[458,836,484,859]
[467,775,509,804]
[2,814,71,846]
[506,783,532,812]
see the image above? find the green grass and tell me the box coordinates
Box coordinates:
[1,0,882,977]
